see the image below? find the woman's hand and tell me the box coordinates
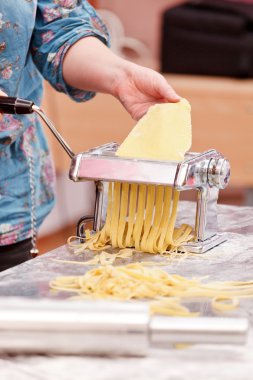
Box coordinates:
[63,37,180,121]
[113,62,180,120]
[0,90,7,121]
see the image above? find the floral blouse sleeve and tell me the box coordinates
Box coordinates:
[32,0,109,102]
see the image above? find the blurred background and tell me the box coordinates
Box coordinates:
[38,0,253,253]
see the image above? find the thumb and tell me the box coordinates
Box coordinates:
[156,76,180,102]
[150,70,180,102]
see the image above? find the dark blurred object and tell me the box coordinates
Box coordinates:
[161,0,253,77]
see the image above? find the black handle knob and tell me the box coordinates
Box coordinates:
[0,96,34,115]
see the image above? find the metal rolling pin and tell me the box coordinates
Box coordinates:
[0,298,248,356]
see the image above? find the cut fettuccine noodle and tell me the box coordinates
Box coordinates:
[50,263,253,315]
[51,249,134,267]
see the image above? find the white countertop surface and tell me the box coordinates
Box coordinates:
[0,202,252,380]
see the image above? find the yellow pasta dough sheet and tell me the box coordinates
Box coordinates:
[116,98,192,161]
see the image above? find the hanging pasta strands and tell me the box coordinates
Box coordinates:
[69,182,193,255]
[50,262,253,315]
[67,100,195,255]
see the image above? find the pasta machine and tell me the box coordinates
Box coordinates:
[72,143,230,253]
[0,97,230,253]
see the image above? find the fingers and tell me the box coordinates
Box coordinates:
[153,72,180,103]
[115,61,181,120]
[135,65,180,103]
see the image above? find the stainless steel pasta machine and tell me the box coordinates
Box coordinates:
[0,97,230,253]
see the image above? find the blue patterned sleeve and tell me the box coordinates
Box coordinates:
[32,0,109,102]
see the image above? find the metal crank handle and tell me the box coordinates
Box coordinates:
[0,96,74,159]
[0,96,34,114]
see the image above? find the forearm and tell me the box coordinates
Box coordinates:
[62,36,180,120]
[62,37,126,97]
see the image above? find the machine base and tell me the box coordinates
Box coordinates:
[76,215,227,255]
[182,234,227,254]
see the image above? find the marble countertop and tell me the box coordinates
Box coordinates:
[0,202,253,380]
